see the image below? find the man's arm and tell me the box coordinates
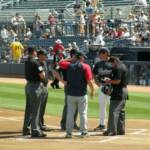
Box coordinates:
[52,69,65,84]
[87,80,95,97]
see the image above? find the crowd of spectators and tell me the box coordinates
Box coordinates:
[1,1,150,57]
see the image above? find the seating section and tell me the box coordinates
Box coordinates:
[24,36,86,49]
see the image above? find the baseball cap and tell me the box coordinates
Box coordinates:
[75,51,87,59]
[28,46,36,54]
[70,49,78,57]
[99,47,110,55]
[37,49,47,56]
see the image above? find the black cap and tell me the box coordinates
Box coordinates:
[28,46,36,54]
[99,47,110,55]
[70,49,78,57]
[75,51,87,59]
[37,49,47,56]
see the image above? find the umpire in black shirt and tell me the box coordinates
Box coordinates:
[37,49,51,131]
[23,46,46,137]
[103,56,128,136]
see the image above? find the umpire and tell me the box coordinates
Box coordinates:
[103,56,128,136]
[22,46,46,137]
[37,49,51,131]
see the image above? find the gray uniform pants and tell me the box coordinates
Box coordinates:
[23,82,44,134]
[66,95,88,134]
[39,86,48,128]
[107,88,127,134]
[60,85,78,129]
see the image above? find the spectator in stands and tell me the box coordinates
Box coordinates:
[7,26,17,43]
[48,13,57,37]
[53,39,65,53]
[135,0,147,6]
[11,13,26,41]
[58,9,65,35]
[24,27,32,40]
[0,25,9,44]
[122,27,130,38]
[79,11,86,36]
[33,14,44,39]
[93,28,105,46]
[10,38,24,63]
[71,42,79,51]
[138,12,148,22]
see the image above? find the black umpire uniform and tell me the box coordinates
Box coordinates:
[37,49,51,131]
[103,56,128,136]
[23,47,46,137]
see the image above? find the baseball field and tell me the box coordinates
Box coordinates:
[0,78,150,150]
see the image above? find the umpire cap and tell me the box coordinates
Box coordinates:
[99,47,110,55]
[75,51,87,59]
[37,49,47,56]
[28,46,36,54]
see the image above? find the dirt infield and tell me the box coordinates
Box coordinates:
[0,78,150,150]
[0,109,150,150]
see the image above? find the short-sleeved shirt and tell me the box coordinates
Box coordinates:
[59,61,92,81]
[93,60,112,84]
[59,60,92,96]
[25,57,43,82]
[111,63,128,100]
[39,61,49,86]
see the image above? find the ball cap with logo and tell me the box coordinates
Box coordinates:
[37,49,48,56]
[99,47,110,55]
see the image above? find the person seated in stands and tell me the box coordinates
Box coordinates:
[0,25,9,44]
[7,26,17,43]
[10,13,26,41]
[138,12,148,22]
[122,27,130,38]
[33,14,44,39]
[71,42,79,51]
[48,13,57,37]
[24,28,32,40]
[93,28,105,46]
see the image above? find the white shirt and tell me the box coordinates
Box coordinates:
[1,29,9,39]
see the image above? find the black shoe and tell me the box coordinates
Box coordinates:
[50,83,55,89]
[23,128,30,136]
[117,131,125,135]
[103,131,116,136]
[61,126,66,131]
[73,124,80,130]
[94,124,105,131]
[56,86,61,89]
[80,132,89,138]
[31,131,47,138]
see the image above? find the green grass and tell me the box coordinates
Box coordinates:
[0,83,150,119]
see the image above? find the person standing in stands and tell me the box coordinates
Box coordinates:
[23,46,46,137]
[59,51,95,138]
[37,49,51,131]
[93,47,112,131]
[103,56,128,136]
[10,38,24,63]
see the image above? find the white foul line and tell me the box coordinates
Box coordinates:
[0,116,21,122]
[130,129,148,135]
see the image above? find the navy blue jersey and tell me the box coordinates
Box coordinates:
[93,60,112,83]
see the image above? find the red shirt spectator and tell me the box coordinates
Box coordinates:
[53,39,65,53]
